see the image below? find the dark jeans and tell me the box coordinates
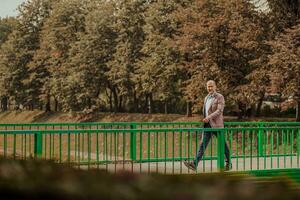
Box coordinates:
[194,123,230,166]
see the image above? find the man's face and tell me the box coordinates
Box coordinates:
[206,82,216,94]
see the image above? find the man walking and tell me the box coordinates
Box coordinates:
[184,80,231,171]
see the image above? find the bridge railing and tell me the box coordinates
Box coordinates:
[0,127,299,174]
[0,121,299,130]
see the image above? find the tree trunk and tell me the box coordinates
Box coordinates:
[54,98,58,111]
[1,96,8,111]
[118,95,123,112]
[296,100,300,122]
[87,97,92,109]
[133,91,138,113]
[238,102,246,119]
[186,101,192,117]
[164,100,168,114]
[109,90,113,112]
[144,94,148,113]
[148,93,153,114]
[30,101,34,111]
[45,94,51,112]
[255,94,264,117]
[112,87,118,113]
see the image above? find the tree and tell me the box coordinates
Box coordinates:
[267,0,300,33]
[106,0,146,113]
[29,0,87,111]
[268,23,300,121]
[65,0,118,112]
[175,0,267,117]
[0,17,17,46]
[137,0,189,114]
[0,17,17,110]
[0,0,54,110]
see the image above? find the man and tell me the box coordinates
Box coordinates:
[184,80,231,171]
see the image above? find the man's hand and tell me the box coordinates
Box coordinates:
[202,118,209,123]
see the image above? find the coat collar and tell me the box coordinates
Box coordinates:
[207,92,217,99]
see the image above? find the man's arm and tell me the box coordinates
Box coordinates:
[205,95,225,121]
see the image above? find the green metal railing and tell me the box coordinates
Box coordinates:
[0,121,299,160]
[0,127,299,174]
[0,121,299,130]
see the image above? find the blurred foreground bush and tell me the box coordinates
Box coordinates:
[0,159,299,200]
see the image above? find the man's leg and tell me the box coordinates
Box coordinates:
[212,131,231,170]
[184,124,213,171]
[213,132,231,169]
[224,142,230,163]
[194,130,213,167]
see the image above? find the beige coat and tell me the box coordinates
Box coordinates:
[203,92,225,128]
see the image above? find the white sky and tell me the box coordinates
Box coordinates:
[0,0,26,18]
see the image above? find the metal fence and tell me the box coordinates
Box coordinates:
[0,121,299,130]
[0,126,299,174]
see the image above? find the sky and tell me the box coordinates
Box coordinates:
[0,0,26,18]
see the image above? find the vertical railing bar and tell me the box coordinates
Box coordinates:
[21,126,24,159]
[257,129,259,170]
[210,130,213,173]
[122,131,125,171]
[82,130,85,162]
[68,131,71,163]
[49,128,52,160]
[3,131,7,158]
[140,131,143,174]
[236,131,238,171]
[116,131,119,173]
[202,130,206,173]
[277,130,279,168]
[164,131,167,174]
[78,130,81,166]
[156,131,159,173]
[44,130,47,159]
[250,130,253,170]
[110,129,113,161]
[172,130,175,175]
[271,130,274,169]
[290,130,294,168]
[242,130,245,171]
[180,130,183,174]
[297,129,300,168]
[105,132,108,172]
[13,132,16,159]
[283,129,286,169]
[29,126,32,158]
[88,131,91,170]
[229,130,233,172]
[147,131,150,174]
[96,131,99,169]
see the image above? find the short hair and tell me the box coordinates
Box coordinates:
[206,80,216,86]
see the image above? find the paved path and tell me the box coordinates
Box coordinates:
[80,156,300,174]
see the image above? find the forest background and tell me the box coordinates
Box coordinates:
[0,0,299,121]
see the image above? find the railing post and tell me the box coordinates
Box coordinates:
[130,124,137,161]
[258,124,265,157]
[34,132,43,158]
[217,129,225,171]
[297,129,300,156]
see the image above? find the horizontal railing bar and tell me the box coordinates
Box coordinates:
[0,121,298,127]
[0,127,298,134]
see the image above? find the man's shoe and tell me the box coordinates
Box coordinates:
[224,163,232,171]
[184,160,196,171]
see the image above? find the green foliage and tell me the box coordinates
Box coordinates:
[0,0,299,119]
